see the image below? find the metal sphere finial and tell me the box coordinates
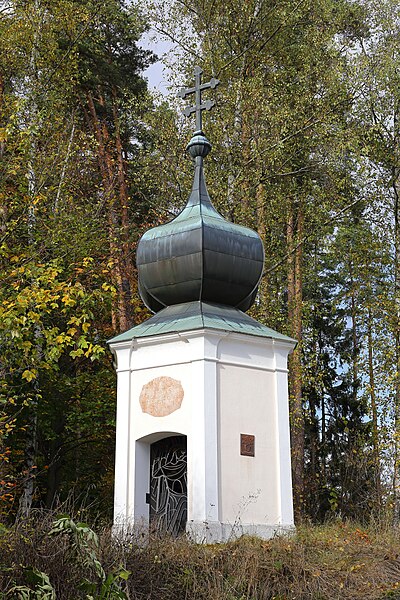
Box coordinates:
[186,132,212,159]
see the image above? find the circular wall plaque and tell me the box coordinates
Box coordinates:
[139,376,184,417]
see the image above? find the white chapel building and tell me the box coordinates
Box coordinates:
[108,68,295,542]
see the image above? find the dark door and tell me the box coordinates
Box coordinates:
[149,435,187,536]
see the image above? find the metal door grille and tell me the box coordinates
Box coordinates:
[149,436,187,536]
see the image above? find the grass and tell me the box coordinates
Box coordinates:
[1,513,400,599]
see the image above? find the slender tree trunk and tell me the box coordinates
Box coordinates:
[0,72,4,159]
[256,182,269,318]
[367,306,381,504]
[18,1,43,517]
[349,260,358,411]
[18,409,38,517]
[287,198,305,521]
[308,286,320,511]
[240,104,251,218]
[393,156,400,520]
[19,136,41,517]
[321,380,326,483]
[391,100,400,520]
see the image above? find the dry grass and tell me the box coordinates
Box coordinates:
[1,514,400,599]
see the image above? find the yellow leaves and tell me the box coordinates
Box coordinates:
[68,316,81,325]
[61,295,76,307]
[0,127,8,143]
[70,348,84,358]
[52,331,77,347]
[15,296,28,309]
[77,337,89,349]
[0,255,110,384]
[27,310,40,322]
[101,282,116,295]
[22,369,37,382]
[22,341,32,354]
[28,194,43,207]
[69,340,104,361]
[67,315,90,332]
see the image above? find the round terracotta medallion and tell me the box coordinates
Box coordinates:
[139,376,184,417]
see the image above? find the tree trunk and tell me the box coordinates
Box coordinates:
[391,98,400,520]
[287,198,305,521]
[367,306,381,504]
[18,408,38,518]
[349,260,358,412]
[393,157,400,521]
[256,182,269,319]
[307,281,320,513]
[18,4,43,515]
[86,91,131,332]
[0,72,4,159]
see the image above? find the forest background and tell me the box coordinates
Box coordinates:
[0,0,399,526]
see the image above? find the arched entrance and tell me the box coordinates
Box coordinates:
[149,435,187,536]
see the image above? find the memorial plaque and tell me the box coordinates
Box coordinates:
[240,434,255,457]
[139,376,184,417]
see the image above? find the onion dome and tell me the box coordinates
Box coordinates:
[137,134,264,313]
[137,66,264,314]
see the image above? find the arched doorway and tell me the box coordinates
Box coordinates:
[149,435,187,536]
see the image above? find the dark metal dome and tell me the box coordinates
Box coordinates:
[136,133,264,314]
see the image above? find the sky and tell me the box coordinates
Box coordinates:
[140,30,173,95]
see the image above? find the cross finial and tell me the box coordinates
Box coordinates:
[178,66,220,132]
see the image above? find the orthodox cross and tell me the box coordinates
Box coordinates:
[178,66,220,132]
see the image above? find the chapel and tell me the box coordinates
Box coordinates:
[108,67,295,541]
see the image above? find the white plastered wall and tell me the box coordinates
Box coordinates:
[217,337,294,531]
[110,329,295,541]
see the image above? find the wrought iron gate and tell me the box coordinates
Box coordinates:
[149,436,187,536]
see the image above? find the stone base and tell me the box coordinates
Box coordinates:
[112,517,148,543]
[186,520,295,544]
[112,519,295,545]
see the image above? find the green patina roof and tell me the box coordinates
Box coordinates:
[107,301,296,345]
[142,196,258,241]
